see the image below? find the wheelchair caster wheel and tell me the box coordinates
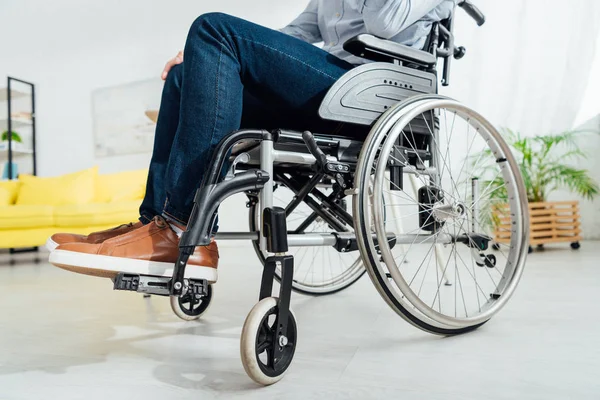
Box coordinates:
[170,284,213,321]
[492,243,500,251]
[571,242,581,250]
[241,297,297,386]
[528,246,533,254]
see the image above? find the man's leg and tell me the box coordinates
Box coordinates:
[49,13,354,280]
[48,64,186,250]
[139,63,184,224]
[163,12,354,224]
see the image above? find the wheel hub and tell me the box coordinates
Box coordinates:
[431,202,466,222]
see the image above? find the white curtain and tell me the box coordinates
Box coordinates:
[440,0,600,135]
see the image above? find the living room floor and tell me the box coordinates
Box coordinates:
[1,242,598,400]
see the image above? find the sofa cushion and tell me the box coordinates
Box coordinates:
[0,225,123,249]
[0,180,20,205]
[16,167,98,206]
[95,169,147,203]
[0,189,9,206]
[53,201,141,227]
[0,204,54,229]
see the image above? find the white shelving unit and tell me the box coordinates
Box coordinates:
[0,141,34,155]
[0,87,29,101]
[1,77,36,179]
[1,78,38,255]
[0,116,32,131]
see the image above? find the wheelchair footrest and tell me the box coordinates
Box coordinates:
[113,273,209,297]
[113,274,140,291]
[114,273,170,296]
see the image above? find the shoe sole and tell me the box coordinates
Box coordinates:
[49,249,218,283]
[45,237,59,252]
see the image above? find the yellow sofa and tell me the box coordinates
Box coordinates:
[0,167,147,249]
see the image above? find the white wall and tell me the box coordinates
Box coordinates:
[553,116,600,239]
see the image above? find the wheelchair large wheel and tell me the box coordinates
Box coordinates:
[354,95,529,335]
[250,182,365,295]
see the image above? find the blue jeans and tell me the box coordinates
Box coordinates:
[139,13,359,225]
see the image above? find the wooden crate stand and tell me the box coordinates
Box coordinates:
[493,201,582,249]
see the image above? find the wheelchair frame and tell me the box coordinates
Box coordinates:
[109,1,526,385]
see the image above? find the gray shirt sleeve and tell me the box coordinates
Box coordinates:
[362,0,455,39]
[280,0,322,44]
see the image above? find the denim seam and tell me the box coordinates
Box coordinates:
[234,35,340,82]
[209,43,224,155]
[203,18,337,94]
[202,17,340,83]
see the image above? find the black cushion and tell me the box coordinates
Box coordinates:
[344,34,436,66]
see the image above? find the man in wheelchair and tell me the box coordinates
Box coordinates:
[47,0,457,279]
[47,0,530,385]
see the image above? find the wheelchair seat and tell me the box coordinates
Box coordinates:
[231,130,364,171]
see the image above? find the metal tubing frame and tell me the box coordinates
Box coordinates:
[179,128,456,256]
[276,173,350,232]
[212,231,451,247]
[259,139,274,252]
[280,173,354,227]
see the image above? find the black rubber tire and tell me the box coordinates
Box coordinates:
[240,297,297,385]
[170,284,213,321]
[571,242,581,250]
[351,94,493,336]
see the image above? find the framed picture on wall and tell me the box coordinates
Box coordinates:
[91,78,162,157]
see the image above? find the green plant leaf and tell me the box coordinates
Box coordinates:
[468,128,599,229]
[1,130,22,143]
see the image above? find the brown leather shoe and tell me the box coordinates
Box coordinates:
[49,216,219,282]
[46,221,143,251]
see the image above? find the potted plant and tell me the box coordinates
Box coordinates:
[474,129,598,252]
[1,130,23,143]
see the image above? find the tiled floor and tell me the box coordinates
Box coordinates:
[1,242,599,399]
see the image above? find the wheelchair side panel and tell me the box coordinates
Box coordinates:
[318,63,437,126]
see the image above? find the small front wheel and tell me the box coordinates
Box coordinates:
[240,297,297,385]
[571,242,581,250]
[170,284,213,321]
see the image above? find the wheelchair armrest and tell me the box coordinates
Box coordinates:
[343,34,436,67]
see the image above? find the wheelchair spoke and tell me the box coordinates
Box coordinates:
[355,98,528,330]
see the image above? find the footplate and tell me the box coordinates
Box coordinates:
[113,273,209,297]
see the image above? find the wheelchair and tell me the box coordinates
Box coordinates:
[112,1,529,386]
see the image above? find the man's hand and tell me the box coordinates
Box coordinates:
[162,50,184,80]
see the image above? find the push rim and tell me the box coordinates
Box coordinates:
[354,95,529,332]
